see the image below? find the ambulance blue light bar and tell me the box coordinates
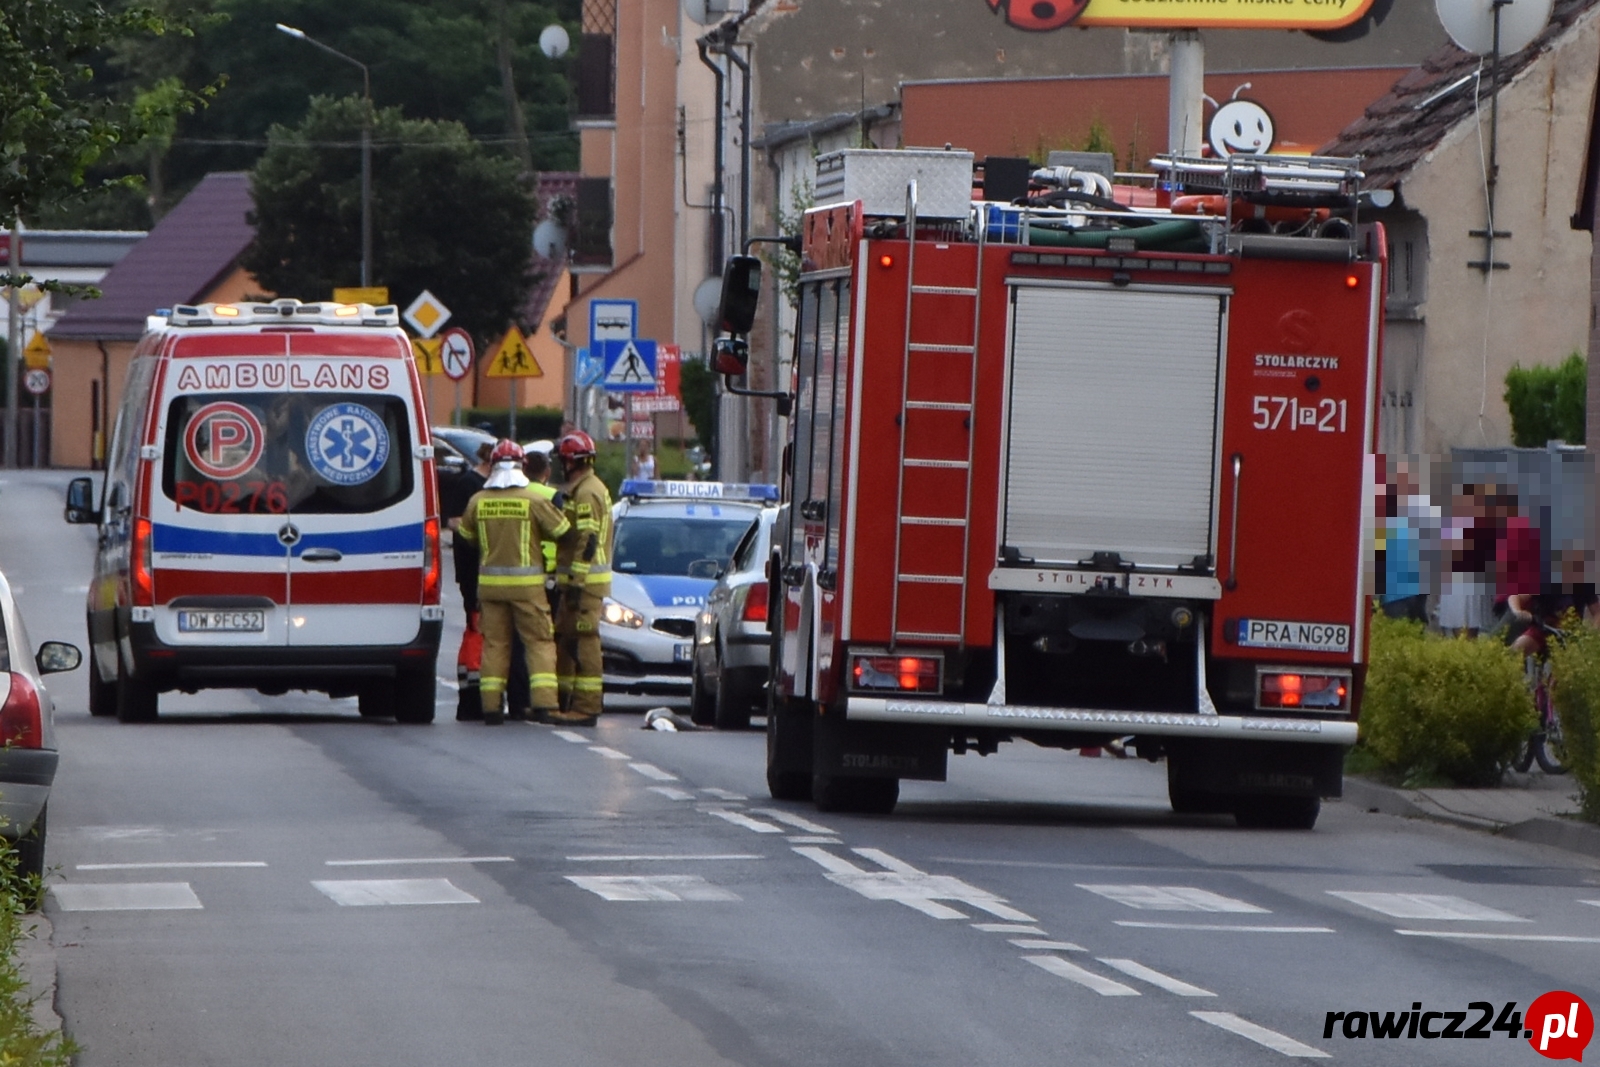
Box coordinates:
[620,479,779,502]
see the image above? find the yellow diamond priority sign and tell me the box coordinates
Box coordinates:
[485,325,543,378]
[403,290,452,339]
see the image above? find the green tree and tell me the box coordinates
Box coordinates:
[1,0,214,274]
[241,95,537,342]
[1504,352,1586,447]
[678,356,718,456]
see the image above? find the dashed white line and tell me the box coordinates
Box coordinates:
[312,878,479,906]
[648,786,696,801]
[75,861,267,870]
[1116,922,1335,933]
[1190,1011,1330,1058]
[564,854,763,862]
[51,883,204,911]
[1097,958,1215,997]
[1023,955,1139,996]
[1009,939,1086,952]
[793,847,1036,922]
[1079,884,1269,913]
[706,809,784,833]
[786,835,841,845]
[589,746,631,760]
[1581,899,1600,908]
[435,676,461,691]
[750,808,835,834]
[1328,891,1526,922]
[1395,930,1600,943]
[973,923,1045,934]
[629,762,678,781]
[701,787,747,801]
[551,730,591,744]
[565,875,740,902]
[323,856,513,867]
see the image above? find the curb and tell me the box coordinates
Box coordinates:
[1341,776,1600,861]
[15,912,61,1037]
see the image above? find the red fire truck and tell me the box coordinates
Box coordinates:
[714,149,1382,827]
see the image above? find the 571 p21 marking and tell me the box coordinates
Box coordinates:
[1252,395,1348,433]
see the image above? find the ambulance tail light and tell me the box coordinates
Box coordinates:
[131,518,154,606]
[1256,668,1350,712]
[850,652,943,694]
[741,581,769,623]
[0,673,43,749]
[422,518,440,604]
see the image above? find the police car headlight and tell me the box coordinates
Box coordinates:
[601,598,645,629]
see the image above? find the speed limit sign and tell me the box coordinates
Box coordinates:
[23,369,50,395]
[439,328,474,381]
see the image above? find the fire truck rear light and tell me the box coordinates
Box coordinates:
[1256,669,1350,712]
[850,653,942,693]
[878,254,894,269]
[1345,274,1360,288]
[0,673,43,749]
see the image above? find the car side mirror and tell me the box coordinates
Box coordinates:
[36,641,82,675]
[717,254,762,335]
[64,477,100,525]
[438,454,467,474]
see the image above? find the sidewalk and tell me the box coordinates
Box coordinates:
[1342,772,1600,860]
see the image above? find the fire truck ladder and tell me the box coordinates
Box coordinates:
[888,179,986,649]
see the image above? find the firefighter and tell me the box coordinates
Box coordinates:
[553,430,612,725]
[457,440,574,725]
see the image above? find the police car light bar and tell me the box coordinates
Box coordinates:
[167,299,401,328]
[620,479,779,503]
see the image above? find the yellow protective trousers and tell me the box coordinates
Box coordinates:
[480,597,558,714]
[556,587,604,716]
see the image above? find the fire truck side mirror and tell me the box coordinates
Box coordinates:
[717,255,762,335]
[713,337,748,376]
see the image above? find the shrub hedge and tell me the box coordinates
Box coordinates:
[0,840,73,1064]
[1360,612,1536,787]
[1548,625,1600,822]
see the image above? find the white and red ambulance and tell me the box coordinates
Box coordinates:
[65,299,443,723]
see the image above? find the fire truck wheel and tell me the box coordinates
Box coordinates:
[115,657,159,723]
[358,679,396,719]
[766,708,812,800]
[812,775,898,815]
[392,670,437,724]
[713,672,754,731]
[689,664,716,726]
[1232,795,1320,830]
[1166,759,1231,815]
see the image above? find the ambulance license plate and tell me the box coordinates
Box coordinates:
[674,642,693,663]
[1237,618,1350,654]
[178,610,265,633]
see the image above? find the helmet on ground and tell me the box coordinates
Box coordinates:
[557,431,597,461]
[489,439,525,464]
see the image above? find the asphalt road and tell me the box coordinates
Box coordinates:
[2,468,1597,1066]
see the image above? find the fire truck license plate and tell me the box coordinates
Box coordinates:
[178,610,265,633]
[1238,619,1350,654]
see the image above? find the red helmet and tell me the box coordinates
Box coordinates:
[489,439,525,464]
[556,431,596,461]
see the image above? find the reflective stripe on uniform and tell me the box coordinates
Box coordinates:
[481,676,507,691]
[573,677,603,692]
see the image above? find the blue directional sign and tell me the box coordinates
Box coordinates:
[599,338,657,393]
[574,346,602,388]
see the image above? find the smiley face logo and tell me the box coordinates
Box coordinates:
[1210,99,1276,159]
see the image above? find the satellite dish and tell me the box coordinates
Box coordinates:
[539,24,570,59]
[683,0,714,25]
[693,276,724,326]
[1436,0,1552,55]
[533,218,567,261]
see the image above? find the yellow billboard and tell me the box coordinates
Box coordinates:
[985,0,1375,31]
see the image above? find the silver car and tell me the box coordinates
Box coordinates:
[601,481,772,709]
[0,569,82,879]
[690,507,776,730]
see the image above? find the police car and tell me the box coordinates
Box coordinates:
[602,480,776,708]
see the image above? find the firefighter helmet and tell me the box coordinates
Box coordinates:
[556,431,597,461]
[489,439,525,465]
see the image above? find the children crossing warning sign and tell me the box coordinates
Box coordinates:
[484,325,543,378]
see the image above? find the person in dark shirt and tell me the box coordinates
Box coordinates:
[1506,548,1600,656]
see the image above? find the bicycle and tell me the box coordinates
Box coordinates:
[1515,620,1568,775]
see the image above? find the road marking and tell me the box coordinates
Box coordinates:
[974,923,1045,934]
[75,861,267,871]
[701,787,747,801]
[648,786,696,801]
[750,808,836,834]
[312,878,478,906]
[1328,891,1527,922]
[551,730,591,743]
[707,809,784,833]
[435,676,460,691]
[51,882,204,911]
[794,846,1036,922]
[1582,900,1600,908]
[323,856,513,867]
[589,746,631,760]
[1097,958,1215,997]
[1116,921,1335,933]
[62,585,90,594]
[1079,884,1269,913]
[786,835,841,845]
[566,853,761,862]
[1009,939,1087,952]
[1023,955,1139,996]
[1190,1011,1330,1058]
[565,875,740,902]
[1395,930,1600,943]
[629,762,678,781]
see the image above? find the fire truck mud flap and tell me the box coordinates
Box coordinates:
[1166,738,1345,799]
[816,716,948,782]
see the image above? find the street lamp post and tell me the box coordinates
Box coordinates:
[276,23,372,288]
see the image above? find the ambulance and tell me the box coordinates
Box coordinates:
[65,299,443,723]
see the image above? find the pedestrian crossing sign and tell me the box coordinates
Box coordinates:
[600,338,657,393]
[410,337,443,375]
[484,325,543,378]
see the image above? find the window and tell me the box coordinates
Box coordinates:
[612,515,759,577]
[573,178,614,269]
